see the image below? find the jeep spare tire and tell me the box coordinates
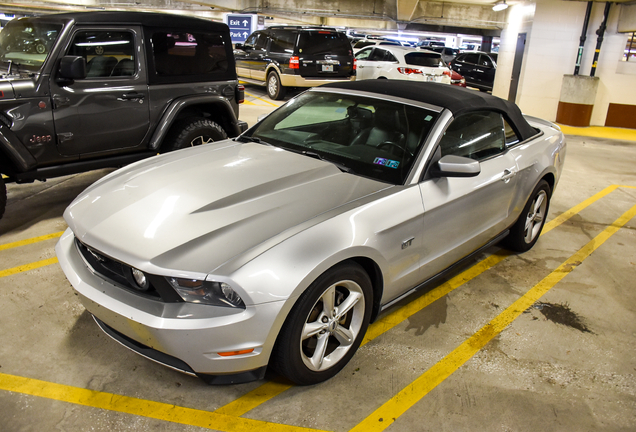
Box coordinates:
[164,118,227,152]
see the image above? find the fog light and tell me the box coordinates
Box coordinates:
[132,268,150,290]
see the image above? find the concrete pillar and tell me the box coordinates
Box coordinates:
[556,75,599,126]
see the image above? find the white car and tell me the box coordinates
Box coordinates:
[352,39,402,53]
[355,45,452,84]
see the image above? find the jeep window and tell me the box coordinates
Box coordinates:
[0,19,63,72]
[269,30,295,54]
[67,30,136,78]
[151,31,229,76]
[297,32,351,56]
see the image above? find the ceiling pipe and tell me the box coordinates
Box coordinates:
[590,1,612,77]
[574,1,593,76]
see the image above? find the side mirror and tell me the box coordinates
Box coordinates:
[58,56,87,82]
[431,155,481,178]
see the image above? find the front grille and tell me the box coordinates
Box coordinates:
[75,238,182,302]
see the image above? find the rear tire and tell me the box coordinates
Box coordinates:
[502,180,551,252]
[267,71,286,100]
[163,118,227,152]
[271,262,372,385]
[0,175,6,220]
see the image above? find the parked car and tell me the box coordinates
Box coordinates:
[355,45,451,84]
[450,51,498,91]
[429,46,460,64]
[0,12,246,220]
[352,39,402,53]
[233,26,355,100]
[450,70,467,87]
[57,80,566,386]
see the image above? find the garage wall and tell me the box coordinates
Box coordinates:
[503,0,636,128]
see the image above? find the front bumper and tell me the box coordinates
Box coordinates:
[56,228,285,381]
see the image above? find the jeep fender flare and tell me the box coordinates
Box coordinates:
[148,95,241,151]
[0,125,37,173]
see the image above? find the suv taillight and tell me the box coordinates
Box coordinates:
[236,84,245,104]
[397,67,423,75]
[289,56,300,69]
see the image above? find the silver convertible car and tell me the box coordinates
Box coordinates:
[57,81,566,385]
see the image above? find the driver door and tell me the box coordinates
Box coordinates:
[50,27,149,156]
[418,111,520,281]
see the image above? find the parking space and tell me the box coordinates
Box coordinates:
[1,97,636,431]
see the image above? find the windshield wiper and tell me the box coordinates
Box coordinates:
[302,151,352,173]
[237,135,261,143]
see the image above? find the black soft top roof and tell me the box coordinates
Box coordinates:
[29,11,228,32]
[321,80,538,141]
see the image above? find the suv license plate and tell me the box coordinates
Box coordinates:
[322,65,334,72]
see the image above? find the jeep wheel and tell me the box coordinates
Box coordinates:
[0,175,6,220]
[164,118,227,152]
[267,71,286,100]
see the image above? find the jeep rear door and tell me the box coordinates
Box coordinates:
[51,26,150,156]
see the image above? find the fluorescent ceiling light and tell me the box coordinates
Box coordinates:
[492,1,508,12]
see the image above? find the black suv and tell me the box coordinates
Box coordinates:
[234,26,355,100]
[0,12,246,219]
[450,51,498,92]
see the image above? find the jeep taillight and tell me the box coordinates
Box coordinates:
[289,56,300,69]
[236,84,245,104]
[353,58,357,71]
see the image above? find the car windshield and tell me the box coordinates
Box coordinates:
[405,52,444,67]
[0,18,63,73]
[247,91,439,185]
[297,32,352,56]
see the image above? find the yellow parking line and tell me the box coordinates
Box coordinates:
[0,372,327,432]
[0,257,58,278]
[350,202,636,432]
[558,124,636,142]
[0,231,65,252]
[214,380,293,417]
[244,92,279,107]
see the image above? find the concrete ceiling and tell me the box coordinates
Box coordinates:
[0,0,634,30]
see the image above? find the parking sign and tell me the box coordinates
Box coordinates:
[226,14,255,44]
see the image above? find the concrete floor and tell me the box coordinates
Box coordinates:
[1,87,635,432]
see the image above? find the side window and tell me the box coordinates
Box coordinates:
[504,119,520,146]
[355,47,373,60]
[438,111,505,161]
[253,33,268,51]
[269,30,295,54]
[480,55,493,68]
[244,32,259,48]
[464,53,479,64]
[151,30,228,76]
[67,30,135,78]
[369,48,386,61]
[384,51,398,62]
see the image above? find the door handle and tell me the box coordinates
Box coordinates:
[501,169,516,183]
[118,93,145,102]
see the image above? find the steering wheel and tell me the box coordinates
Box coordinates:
[377,141,412,158]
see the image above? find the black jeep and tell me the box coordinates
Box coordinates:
[0,11,246,219]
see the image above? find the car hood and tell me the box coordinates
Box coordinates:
[65,141,389,276]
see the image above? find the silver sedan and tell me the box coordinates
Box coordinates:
[56,81,566,385]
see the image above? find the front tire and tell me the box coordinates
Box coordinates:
[502,179,551,252]
[267,71,286,100]
[271,262,372,385]
[163,118,227,152]
[0,175,6,220]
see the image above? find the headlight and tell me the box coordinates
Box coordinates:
[166,277,245,308]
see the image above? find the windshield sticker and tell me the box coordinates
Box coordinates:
[374,157,400,169]
[424,115,433,121]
